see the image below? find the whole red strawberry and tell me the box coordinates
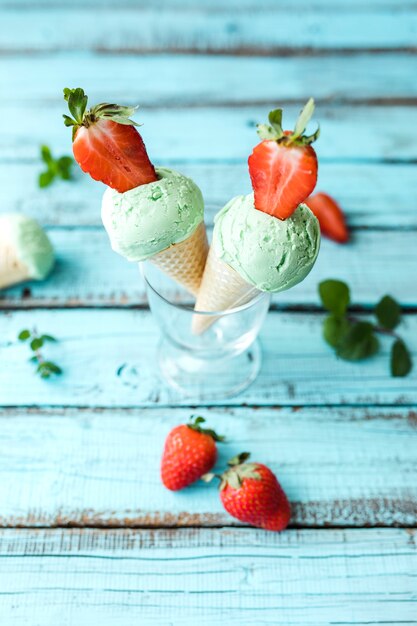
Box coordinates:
[249,98,319,220]
[306,192,349,243]
[218,453,291,531]
[63,87,157,192]
[161,416,224,491]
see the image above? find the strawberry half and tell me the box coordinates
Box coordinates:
[217,453,291,532]
[249,98,319,220]
[306,192,349,243]
[161,416,224,491]
[63,87,157,192]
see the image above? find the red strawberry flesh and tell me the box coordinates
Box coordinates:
[73,119,157,193]
[249,99,319,220]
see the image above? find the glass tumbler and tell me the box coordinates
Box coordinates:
[142,262,270,400]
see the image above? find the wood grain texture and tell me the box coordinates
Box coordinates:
[6,53,417,105]
[1,310,415,407]
[2,162,416,228]
[0,407,415,528]
[1,228,417,308]
[2,105,416,162]
[0,4,415,53]
[0,528,415,625]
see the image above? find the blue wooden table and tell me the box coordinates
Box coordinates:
[0,1,416,623]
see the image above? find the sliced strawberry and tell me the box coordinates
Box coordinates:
[63,87,157,192]
[248,99,319,220]
[306,192,349,243]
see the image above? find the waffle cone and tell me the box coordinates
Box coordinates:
[149,221,209,297]
[192,245,260,334]
[0,242,30,289]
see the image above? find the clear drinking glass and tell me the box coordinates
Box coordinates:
[142,262,270,400]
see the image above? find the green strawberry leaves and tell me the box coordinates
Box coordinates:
[187,415,225,442]
[256,98,319,146]
[39,145,74,188]
[319,279,413,376]
[64,87,88,125]
[63,87,140,139]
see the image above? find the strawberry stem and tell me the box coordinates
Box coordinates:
[187,415,225,442]
[63,87,141,141]
[256,98,319,147]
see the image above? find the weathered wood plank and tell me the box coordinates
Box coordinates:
[5,53,417,106]
[0,5,415,52]
[0,407,415,527]
[1,228,416,309]
[0,310,415,406]
[0,528,415,624]
[3,0,415,8]
[2,162,416,228]
[2,105,415,162]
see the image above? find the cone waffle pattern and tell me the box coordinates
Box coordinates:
[192,245,260,334]
[150,221,209,297]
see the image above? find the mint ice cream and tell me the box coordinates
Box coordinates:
[213,194,320,292]
[0,214,54,281]
[101,167,204,262]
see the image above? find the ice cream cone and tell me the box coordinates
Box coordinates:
[192,244,260,335]
[0,240,31,289]
[0,214,55,290]
[149,221,209,297]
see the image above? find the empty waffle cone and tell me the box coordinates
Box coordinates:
[192,244,260,335]
[0,240,31,289]
[149,221,209,297]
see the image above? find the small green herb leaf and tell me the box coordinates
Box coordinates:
[39,170,55,188]
[375,295,401,330]
[18,329,31,341]
[391,339,412,377]
[30,337,44,351]
[336,321,379,361]
[40,145,53,165]
[40,334,57,343]
[319,279,350,316]
[41,361,63,375]
[323,314,350,348]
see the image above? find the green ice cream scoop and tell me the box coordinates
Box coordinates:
[101,167,204,262]
[0,213,54,280]
[213,194,320,292]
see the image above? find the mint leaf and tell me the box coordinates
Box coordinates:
[323,314,350,348]
[39,170,55,188]
[18,329,31,341]
[375,295,401,330]
[30,337,44,351]
[319,280,350,316]
[391,339,412,377]
[337,321,379,361]
[40,334,57,343]
[41,361,62,375]
[40,145,53,165]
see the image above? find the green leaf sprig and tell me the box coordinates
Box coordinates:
[39,145,74,188]
[18,329,62,379]
[319,280,412,377]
